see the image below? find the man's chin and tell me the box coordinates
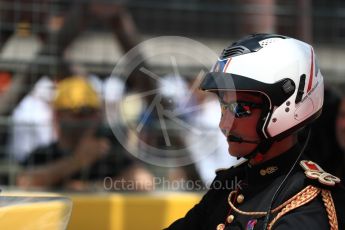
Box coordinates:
[228,142,258,157]
[228,146,256,158]
[228,147,245,158]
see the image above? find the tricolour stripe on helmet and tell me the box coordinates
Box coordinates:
[223,58,232,72]
[307,47,314,93]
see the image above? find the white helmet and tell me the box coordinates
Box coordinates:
[200,33,324,142]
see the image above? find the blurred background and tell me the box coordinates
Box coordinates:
[0,0,344,229]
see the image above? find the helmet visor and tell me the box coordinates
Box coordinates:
[199,72,295,107]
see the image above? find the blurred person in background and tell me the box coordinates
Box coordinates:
[184,76,241,187]
[7,76,56,163]
[134,74,201,187]
[17,76,153,191]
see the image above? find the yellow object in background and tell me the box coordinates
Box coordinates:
[54,76,100,112]
[0,192,201,230]
[0,192,72,230]
[0,201,70,230]
[68,193,201,230]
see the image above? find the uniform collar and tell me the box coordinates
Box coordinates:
[243,144,302,188]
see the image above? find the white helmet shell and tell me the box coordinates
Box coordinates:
[200,34,324,140]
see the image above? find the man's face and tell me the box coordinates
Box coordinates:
[336,99,345,150]
[218,91,263,158]
[56,108,101,143]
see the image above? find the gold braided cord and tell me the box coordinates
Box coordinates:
[228,189,266,216]
[227,185,319,217]
[267,185,320,229]
[321,189,338,230]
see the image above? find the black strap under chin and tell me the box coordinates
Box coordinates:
[242,139,273,160]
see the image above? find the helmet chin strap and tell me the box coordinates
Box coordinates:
[225,98,273,163]
[225,131,273,163]
[226,133,273,163]
[241,139,273,163]
[239,94,273,162]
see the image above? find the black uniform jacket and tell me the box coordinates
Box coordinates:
[166,145,345,230]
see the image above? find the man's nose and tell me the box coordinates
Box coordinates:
[219,110,235,135]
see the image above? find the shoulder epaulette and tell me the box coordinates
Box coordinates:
[300,160,341,186]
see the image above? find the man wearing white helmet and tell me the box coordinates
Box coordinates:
[166,34,345,229]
